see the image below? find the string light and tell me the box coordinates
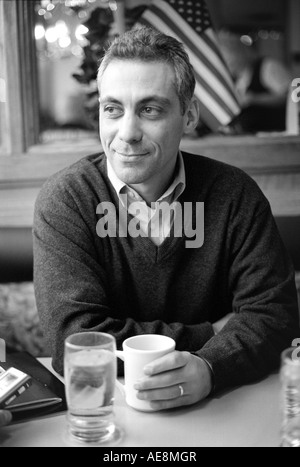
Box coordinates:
[35,0,94,58]
[47,3,55,11]
[75,24,89,41]
[65,0,88,7]
[35,24,46,40]
[59,36,72,48]
[45,26,58,43]
[109,1,118,12]
[240,35,253,46]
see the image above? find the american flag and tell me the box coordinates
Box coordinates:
[138,0,241,131]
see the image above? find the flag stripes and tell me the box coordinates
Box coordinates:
[139,0,241,130]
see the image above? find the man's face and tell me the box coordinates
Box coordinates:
[99,60,187,186]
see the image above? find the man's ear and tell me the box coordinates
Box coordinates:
[183,97,200,135]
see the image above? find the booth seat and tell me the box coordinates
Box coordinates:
[0,227,47,356]
[0,228,33,283]
[275,217,300,273]
[0,219,299,356]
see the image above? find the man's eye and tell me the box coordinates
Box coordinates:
[141,107,161,117]
[104,106,123,117]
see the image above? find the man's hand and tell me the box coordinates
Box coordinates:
[134,351,212,411]
[0,410,12,427]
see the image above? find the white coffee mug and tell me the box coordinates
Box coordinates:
[116,334,176,412]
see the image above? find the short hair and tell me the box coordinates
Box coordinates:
[97,27,196,114]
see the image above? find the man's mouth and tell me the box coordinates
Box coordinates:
[114,151,150,160]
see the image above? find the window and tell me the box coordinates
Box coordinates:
[34,0,101,144]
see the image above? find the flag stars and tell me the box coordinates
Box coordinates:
[166,0,212,34]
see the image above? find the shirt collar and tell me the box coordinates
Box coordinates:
[107,152,186,204]
[107,157,127,197]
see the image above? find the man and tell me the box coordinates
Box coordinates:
[33,27,299,411]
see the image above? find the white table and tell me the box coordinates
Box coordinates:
[0,359,282,447]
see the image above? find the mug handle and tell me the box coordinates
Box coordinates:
[115,351,126,396]
[116,350,124,362]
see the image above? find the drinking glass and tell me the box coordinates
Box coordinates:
[280,347,300,447]
[64,332,121,445]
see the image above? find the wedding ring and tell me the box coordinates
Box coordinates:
[179,385,184,397]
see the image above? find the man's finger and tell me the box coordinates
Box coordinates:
[143,351,189,376]
[137,384,187,402]
[134,369,184,391]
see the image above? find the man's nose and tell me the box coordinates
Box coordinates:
[118,114,143,144]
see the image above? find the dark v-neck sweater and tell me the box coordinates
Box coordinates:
[33,152,299,392]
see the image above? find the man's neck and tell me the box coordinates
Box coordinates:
[130,159,178,206]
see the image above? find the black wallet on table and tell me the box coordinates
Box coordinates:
[0,349,67,422]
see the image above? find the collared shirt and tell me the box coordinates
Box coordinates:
[107,153,186,246]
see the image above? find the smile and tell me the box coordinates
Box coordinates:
[114,151,150,161]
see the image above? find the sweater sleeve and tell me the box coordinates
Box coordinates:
[197,201,299,392]
[33,179,214,376]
